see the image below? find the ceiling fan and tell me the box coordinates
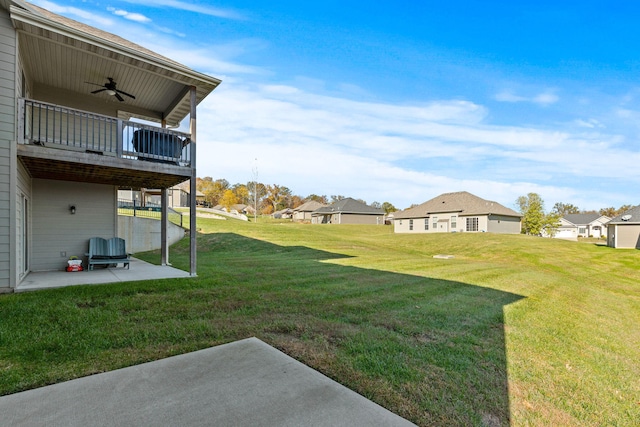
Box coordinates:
[86,77,135,102]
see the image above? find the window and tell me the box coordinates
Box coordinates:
[432,216,438,230]
[578,227,586,234]
[424,218,429,231]
[451,215,457,230]
[466,217,479,232]
[409,219,413,231]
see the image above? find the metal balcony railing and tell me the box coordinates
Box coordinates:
[117,199,184,228]
[18,98,192,167]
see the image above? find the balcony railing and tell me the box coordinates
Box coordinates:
[117,199,184,228]
[18,98,192,167]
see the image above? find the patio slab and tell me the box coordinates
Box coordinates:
[16,257,191,292]
[0,337,415,426]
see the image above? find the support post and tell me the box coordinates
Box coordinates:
[189,86,197,276]
[161,188,169,265]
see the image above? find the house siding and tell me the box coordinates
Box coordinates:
[0,9,15,289]
[31,180,116,271]
[486,214,521,234]
[608,224,640,249]
[335,213,383,225]
[394,213,499,233]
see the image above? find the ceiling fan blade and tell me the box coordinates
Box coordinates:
[116,89,136,99]
[114,92,125,102]
[91,88,107,94]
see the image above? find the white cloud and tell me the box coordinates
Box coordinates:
[495,90,559,106]
[117,0,244,20]
[573,118,604,129]
[191,81,639,209]
[30,0,114,26]
[107,8,151,23]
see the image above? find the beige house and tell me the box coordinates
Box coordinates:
[292,200,326,222]
[312,198,384,225]
[554,213,610,240]
[1,1,221,292]
[607,205,640,249]
[394,191,521,234]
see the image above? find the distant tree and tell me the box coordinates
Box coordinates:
[617,204,633,216]
[231,184,250,205]
[552,202,580,216]
[599,207,616,217]
[517,193,563,237]
[220,189,238,212]
[370,201,381,209]
[290,195,304,209]
[516,193,546,236]
[330,195,346,203]
[307,194,328,204]
[247,181,266,216]
[199,179,229,206]
[265,184,292,213]
[381,202,397,214]
[542,211,562,237]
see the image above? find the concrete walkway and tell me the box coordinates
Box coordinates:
[16,257,191,292]
[0,338,415,426]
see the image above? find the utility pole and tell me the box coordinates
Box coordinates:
[252,159,258,222]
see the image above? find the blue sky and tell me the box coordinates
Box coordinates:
[33,0,640,211]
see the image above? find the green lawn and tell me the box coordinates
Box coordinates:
[1,218,639,426]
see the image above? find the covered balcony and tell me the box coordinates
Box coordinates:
[9,2,222,280]
[17,98,195,189]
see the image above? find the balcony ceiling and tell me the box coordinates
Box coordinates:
[18,144,192,189]
[10,3,221,127]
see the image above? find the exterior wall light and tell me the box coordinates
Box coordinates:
[69,205,76,214]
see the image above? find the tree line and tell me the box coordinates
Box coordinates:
[192,177,398,215]
[516,193,633,236]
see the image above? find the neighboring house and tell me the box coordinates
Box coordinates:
[554,213,610,240]
[607,205,640,249]
[213,204,252,215]
[393,191,521,234]
[138,187,204,208]
[292,200,326,222]
[311,198,385,225]
[273,208,293,219]
[1,1,221,292]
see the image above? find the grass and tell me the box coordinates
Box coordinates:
[1,218,639,426]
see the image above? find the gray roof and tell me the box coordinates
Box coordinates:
[313,198,384,215]
[394,191,521,219]
[608,205,640,224]
[294,200,326,212]
[562,213,609,226]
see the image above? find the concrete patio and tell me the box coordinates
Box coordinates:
[0,337,416,426]
[16,257,191,292]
